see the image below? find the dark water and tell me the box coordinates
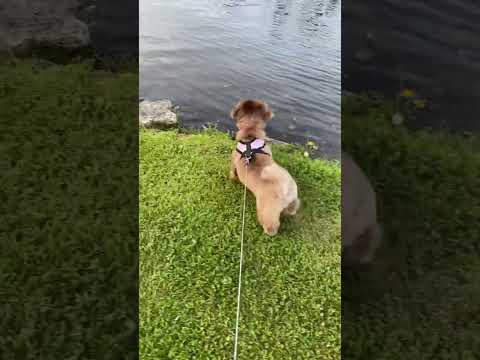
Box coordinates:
[342,1,480,132]
[140,0,341,158]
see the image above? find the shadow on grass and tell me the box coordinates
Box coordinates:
[342,94,480,358]
[0,59,139,359]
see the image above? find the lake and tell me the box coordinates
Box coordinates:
[140,0,341,158]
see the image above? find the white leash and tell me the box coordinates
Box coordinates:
[233,164,248,360]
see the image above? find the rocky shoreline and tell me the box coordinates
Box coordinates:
[0,0,137,58]
[0,0,93,56]
[138,98,291,147]
[139,99,178,129]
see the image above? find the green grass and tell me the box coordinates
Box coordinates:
[342,95,480,359]
[139,129,341,359]
[0,60,138,359]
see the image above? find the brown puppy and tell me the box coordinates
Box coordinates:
[229,99,300,236]
[341,151,382,265]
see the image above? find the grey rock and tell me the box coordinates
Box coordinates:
[354,47,375,63]
[342,90,356,97]
[77,4,96,25]
[392,112,404,126]
[139,100,178,129]
[365,31,376,47]
[0,0,90,54]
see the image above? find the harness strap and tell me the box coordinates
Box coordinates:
[236,138,269,165]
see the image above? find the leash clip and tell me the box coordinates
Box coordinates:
[243,149,252,166]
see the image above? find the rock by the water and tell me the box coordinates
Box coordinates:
[392,112,404,126]
[0,0,90,54]
[139,100,178,129]
[77,3,96,26]
[354,48,375,63]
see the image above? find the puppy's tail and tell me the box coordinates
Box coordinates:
[358,223,383,264]
[343,223,383,266]
[283,198,300,216]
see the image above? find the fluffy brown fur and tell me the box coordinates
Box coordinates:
[229,99,300,236]
[341,152,382,265]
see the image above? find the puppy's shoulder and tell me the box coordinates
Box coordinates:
[259,162,282,180]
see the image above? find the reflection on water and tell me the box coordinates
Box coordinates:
[140,0,340,158]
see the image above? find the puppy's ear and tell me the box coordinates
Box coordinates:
[262,102,274,122]
[230,100,244,120]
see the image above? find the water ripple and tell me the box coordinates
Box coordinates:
[140,0,340,157]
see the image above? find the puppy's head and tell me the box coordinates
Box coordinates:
[230,99,274,139]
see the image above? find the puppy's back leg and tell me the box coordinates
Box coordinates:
[257,198,282,236]
[282,198,300,216]
[229,167,238,181]
[229,150,239,181]
[343,223,383,265]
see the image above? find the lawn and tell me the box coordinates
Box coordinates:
[0,60,138,359]
[139,129,341,359]
[342,95,480,359]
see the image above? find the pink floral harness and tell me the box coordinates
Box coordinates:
[236,138,269,165]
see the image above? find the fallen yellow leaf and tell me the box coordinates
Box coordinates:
[400,89,415,98]
[414,99,426,109]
